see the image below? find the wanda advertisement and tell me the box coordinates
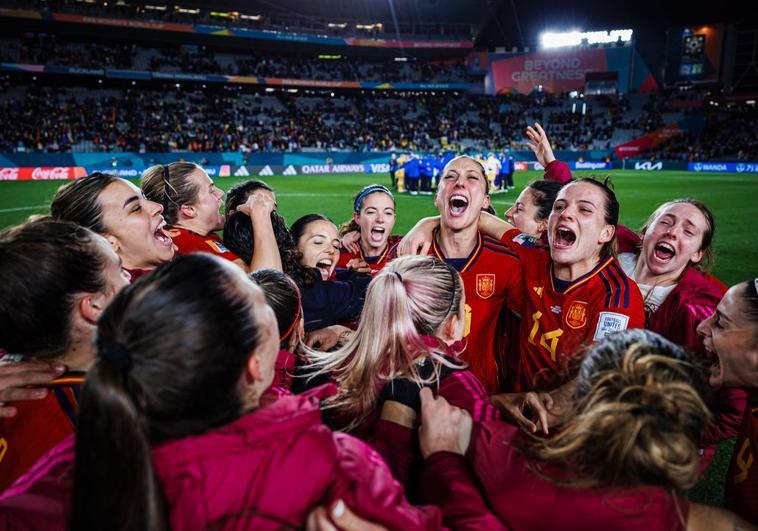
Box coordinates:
[487,49,609,94]
[0,166,87,181]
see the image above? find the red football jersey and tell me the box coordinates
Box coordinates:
[725,401,758,525]
[336,235,402,273]
[501,229,644,392]
[429,230,523,394]
[167,227,240,262]
[0,371,84,491]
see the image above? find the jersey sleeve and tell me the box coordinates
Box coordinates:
[543,160,573,184]
[589,263,645,341]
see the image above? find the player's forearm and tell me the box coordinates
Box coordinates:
[478,211,513,240]
[250,213,283,272]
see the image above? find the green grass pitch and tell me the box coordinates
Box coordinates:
[0,169,756,285]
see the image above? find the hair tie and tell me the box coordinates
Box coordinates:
[98,341,133,373]
[280,284,302,344]
[448,266,458,315]
[394,271,403,282]
[353,185,394,214]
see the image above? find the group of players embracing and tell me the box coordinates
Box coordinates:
[1,124,757,530]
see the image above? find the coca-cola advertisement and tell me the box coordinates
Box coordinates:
[0,167,87,181]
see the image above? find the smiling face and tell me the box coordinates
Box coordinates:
[698,282,758,388]
[640,202,709,280]
[548,181,614,273]
[434,156,490,232]
[355,192,396,255]
[98,179,175,270]
[297,219,341,281]
[505,187,547,237]
[186,168,225,233]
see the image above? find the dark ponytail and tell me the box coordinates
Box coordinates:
[72,254,266,530]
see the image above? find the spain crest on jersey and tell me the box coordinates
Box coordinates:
[565,300,588,329]
[476,274,496,299]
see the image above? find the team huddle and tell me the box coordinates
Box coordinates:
[0,124,757,530]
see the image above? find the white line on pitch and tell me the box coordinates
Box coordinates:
[0,205,47,213]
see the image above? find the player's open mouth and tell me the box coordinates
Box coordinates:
[316,258,333,280]
[154,222,173,248]
[709,356,722,385]
[369,226,386,243]
[652,241,676,263]
[553,227,576,249]
[448,194,469,217]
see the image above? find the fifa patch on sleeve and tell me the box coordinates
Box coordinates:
[512,232,540,247]
[593,312,630,340]
[205,240,230,254]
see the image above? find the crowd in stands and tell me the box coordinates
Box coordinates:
[7,0,474,40]
[1,82,757,160]
[8,33,477,83]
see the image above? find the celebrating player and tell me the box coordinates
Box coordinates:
[0,219,129,490]
[50,172,174,281]
[141,163,280,272]
[306,255,497,491]
[422,329,750,530]
[338,184,400,273]
[697,278,758,525]
[290,214,371,335]
[414,155,524,394]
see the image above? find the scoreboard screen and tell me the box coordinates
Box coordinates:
[664,25,724,86]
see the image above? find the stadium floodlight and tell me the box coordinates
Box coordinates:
[540,29,633,49]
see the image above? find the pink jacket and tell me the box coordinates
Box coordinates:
[0,386,444,530]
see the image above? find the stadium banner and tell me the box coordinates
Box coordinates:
[84,165,232,178]
[688,162,758,173]
[613,124,684,159]
[485,47,656,95]
[0,64,476,92]
[617,160,689,171]
[0,166,87,181]
[0,9,472,50]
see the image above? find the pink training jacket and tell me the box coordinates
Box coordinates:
[0,385,485,530]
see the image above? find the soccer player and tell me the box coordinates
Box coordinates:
[337,184,401,273]
[412,155,524,394]
[50,172,174,282]
[306,256,498,492]
[421,329,750,530]
[389,153,398,189]
[485,152,501,192]
[290,214,371,333]
[697,279,758,525]
[141,164,280,272]
[0,219,129,490]
[402,153,420,195]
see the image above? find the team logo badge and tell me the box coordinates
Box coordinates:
[476,274,496,299]
[565,300,588,329]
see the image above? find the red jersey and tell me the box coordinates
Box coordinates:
[0,371,84,491]
[502,229,644,392]
[725,400,758,524]
[336,235,401,273]
[429,230,523,394]
[167,227,239,262]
